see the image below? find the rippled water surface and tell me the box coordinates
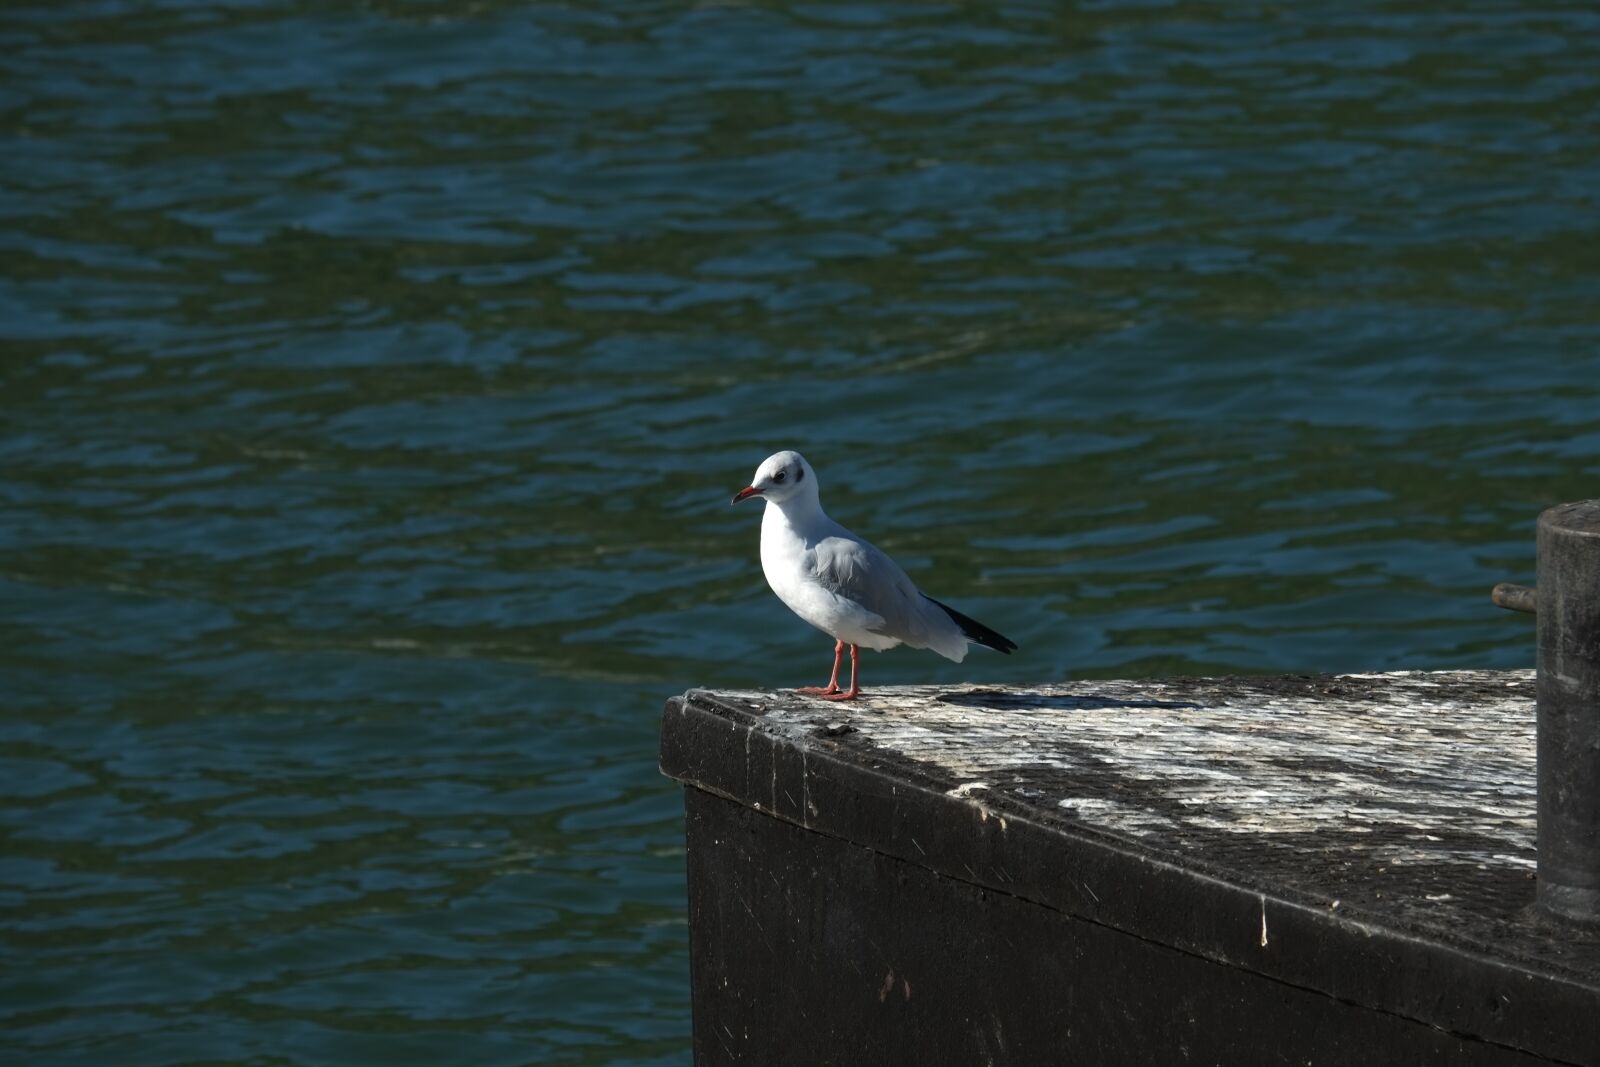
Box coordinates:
[4,1,1599,1062]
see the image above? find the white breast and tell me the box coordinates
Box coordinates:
[759,502,901,650]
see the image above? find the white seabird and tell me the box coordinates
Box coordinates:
[732,449,1016,700]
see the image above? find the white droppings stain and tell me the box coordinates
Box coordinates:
[1059,795,1180,835]
[947,782,990,798]
[1259,896,1269,948]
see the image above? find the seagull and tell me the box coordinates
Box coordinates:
[731,450,1017,701]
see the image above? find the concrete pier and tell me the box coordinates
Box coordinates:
[660,671,1600,1065]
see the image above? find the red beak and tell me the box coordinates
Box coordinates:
[731,486,762,504]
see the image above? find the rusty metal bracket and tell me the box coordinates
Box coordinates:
[1491,582,1536,614]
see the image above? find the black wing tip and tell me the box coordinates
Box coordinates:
[924,595,1018,655]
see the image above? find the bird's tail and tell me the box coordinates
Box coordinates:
[923,595,1017,654]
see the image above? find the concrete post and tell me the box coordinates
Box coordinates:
[1536,500,1600,925]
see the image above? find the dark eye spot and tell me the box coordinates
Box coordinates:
[773,470,787,483]
[795,467,804,482]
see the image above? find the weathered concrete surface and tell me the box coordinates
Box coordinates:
[662,670,1600,1065]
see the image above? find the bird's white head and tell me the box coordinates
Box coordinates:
[731,450,818,509]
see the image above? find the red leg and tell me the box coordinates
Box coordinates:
[817,644,861,701]
[796,639,845,695]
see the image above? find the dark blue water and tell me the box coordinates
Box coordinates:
[3,1,1598,1063]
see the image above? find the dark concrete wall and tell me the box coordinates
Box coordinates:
[683,787,1553,1067]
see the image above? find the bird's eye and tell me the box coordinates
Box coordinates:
[773,470,787,483]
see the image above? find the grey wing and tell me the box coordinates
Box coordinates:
[811,534,936,645]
